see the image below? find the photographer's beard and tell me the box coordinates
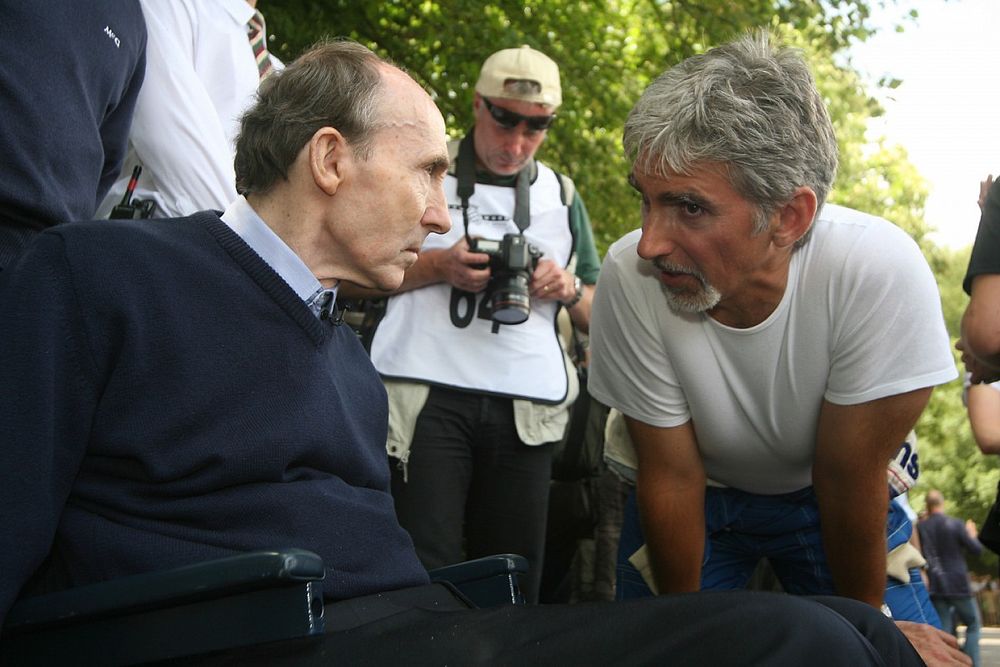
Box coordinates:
[654,257,721,313]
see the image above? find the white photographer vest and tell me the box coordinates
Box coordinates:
[370,164,573,403]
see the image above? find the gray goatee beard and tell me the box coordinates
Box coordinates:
[654,258,721,313]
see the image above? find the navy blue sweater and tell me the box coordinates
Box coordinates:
[0,1,146,269]
[0,213,429,622]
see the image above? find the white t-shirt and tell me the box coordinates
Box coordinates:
[588,204,957,494]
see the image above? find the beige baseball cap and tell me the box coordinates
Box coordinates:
[474,45,561,108]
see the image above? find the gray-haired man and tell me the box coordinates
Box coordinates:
[589,30,965,665]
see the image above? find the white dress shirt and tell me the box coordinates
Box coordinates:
[221,196,337,318]
[97,0,282,219]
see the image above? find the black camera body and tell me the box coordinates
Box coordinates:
[470,233,542,325]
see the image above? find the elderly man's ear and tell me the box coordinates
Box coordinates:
[772,186,818,248]
[309,127,352,196]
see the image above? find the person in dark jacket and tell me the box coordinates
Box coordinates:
[918,490,983,665]
[0,1,146,270]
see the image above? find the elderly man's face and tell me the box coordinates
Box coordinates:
[630,163,777,318]
[472,95,552,176]
[335,69,451,291]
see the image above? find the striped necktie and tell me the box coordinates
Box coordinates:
[247,10,273,80]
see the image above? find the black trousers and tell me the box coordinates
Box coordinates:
[179,587,923,666]
[391,387,554,603]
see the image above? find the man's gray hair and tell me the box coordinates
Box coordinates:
[623,30,839,232]
[235,40,387,195]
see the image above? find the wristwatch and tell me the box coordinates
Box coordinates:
[562,276,584,308]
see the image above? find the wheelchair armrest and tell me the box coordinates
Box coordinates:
[428,553,528,608]
[2,549,326,666]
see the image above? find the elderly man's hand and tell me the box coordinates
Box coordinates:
[895,621,971,666]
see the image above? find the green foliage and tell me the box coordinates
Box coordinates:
[264,0,996,570]
[265,0,878,254]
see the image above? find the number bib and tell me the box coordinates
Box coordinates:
[887,430,920,498]
[371,166,573,404]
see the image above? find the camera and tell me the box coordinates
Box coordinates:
[470,233,542,325]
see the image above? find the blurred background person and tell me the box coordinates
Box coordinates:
[97,0,280,219]
[0,1,146,271]
[965,375,1000,566]
[959,174,1000,384]
[918,490,983,666]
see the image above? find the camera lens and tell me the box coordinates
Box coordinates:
[490,273,531,324]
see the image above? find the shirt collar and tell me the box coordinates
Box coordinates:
[220,196,338,316]
[220,0,256,26]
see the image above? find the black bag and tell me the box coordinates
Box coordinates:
[979,485,1000,554]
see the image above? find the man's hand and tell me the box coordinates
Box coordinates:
[979,175,994,211]
[957,337,1000,384]
[530,259,575,303]
[895,621,971,666]
[439,237,491,293]
[965,519,978,539]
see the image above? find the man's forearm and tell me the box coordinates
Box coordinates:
[961,275,1000,380]
[967,384,1000,454]
[813,391,931,609]
[636,476,705,593]
[814,476,888,608]
[565,285,595,334]
[626,418,707,593]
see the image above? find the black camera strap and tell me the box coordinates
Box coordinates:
[455,133,478,245]
[455,130,531,241]
[453,130,535,335]
[512,167,531,233]
[456,134,476,224]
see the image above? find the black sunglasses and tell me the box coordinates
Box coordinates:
[482,97,556,132]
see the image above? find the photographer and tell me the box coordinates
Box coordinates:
[364,46,599,603]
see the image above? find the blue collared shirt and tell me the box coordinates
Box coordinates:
[220,196,337,320]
